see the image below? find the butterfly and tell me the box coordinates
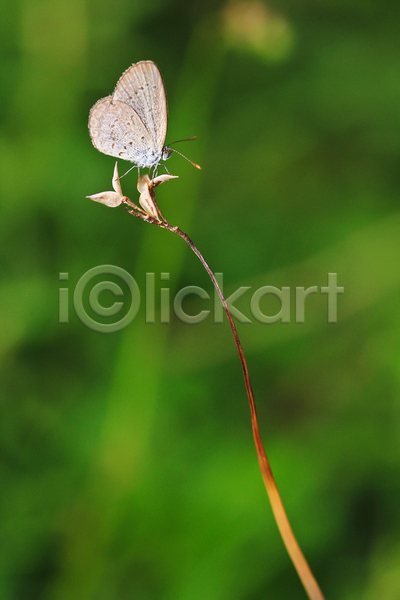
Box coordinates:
[88,60,200,173]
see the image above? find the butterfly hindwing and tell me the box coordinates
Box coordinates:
[89,97,155,164]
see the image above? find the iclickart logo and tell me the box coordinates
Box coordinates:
[59,268,344,333]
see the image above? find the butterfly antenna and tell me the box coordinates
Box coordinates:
[169,147,201,170]
[168,136,197,146]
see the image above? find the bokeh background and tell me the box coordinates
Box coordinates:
[1,0,400,598]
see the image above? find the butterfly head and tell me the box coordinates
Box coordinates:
[162,147,173,161]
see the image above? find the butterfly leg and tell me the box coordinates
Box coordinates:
[161,162,170,175]
[120,164,139,179]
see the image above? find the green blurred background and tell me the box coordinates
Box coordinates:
[1,0,400,598]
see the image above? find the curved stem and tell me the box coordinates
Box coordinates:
[165,224,326,600]
[123,200,325,600]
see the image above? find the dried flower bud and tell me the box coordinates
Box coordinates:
[86,162,124,208]
[137,173,178,220]
[151,174,179,188]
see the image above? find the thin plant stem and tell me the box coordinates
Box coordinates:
[170,226,325,600]
[124,203,326,600]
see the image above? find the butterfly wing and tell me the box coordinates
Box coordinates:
[112,61,168,154]
[89,96,157,166]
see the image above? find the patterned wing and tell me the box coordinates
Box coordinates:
[112,61,168,153]
[88,96,156,166]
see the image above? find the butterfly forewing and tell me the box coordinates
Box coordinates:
[112,61,168,153]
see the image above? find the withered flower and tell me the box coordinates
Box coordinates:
[87,163,178,224]
[137,173,178,221]
[86,162,125,208]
